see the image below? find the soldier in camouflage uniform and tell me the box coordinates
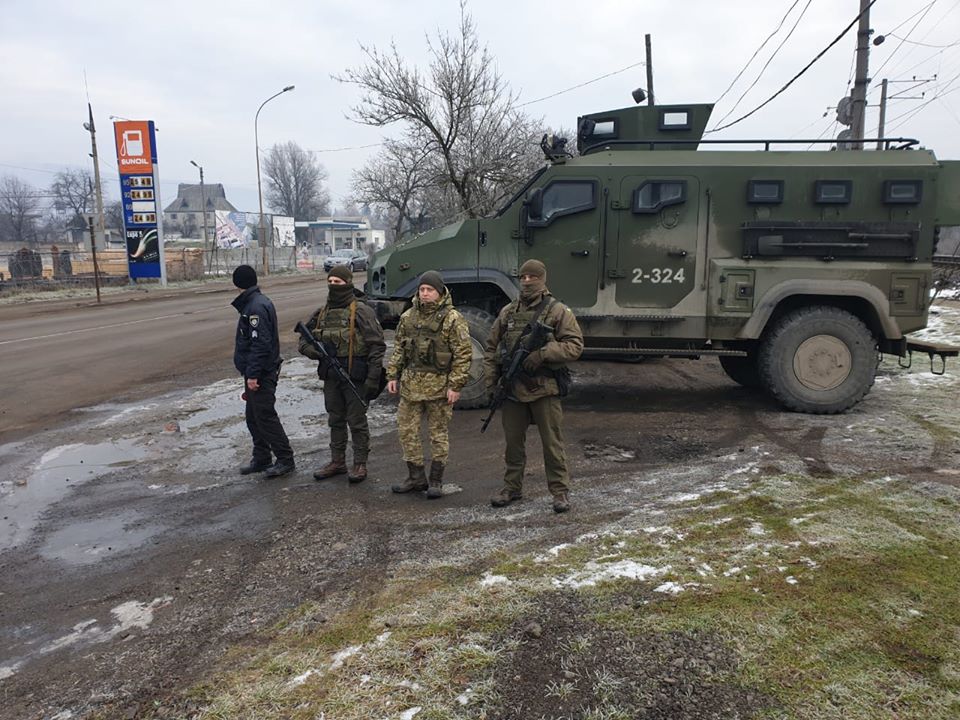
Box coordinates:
[483,259,583,513]
[387,271,473,499]
[297,265,386,484]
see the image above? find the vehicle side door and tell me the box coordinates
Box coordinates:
[613,175,699,308]
[523,177,603,308]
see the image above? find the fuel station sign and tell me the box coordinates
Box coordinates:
[113,120,165,280]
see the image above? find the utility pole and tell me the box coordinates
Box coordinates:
[850,0,872,150]
[645,34,655,106]
[83,103,107,249]
[86,216,102,303]
[876,78,889,150]
[190,160,209,258]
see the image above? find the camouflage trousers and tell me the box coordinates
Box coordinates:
[397,397,453,466]
[501,396,569,496]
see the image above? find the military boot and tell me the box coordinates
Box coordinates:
[552,492,571,514]
[348,462,367,484]
[313,457,347,481]
[391,462,427,493]
[426,461,445,499]
[490,487,523,507]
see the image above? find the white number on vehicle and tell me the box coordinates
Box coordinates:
[631,267,686,284]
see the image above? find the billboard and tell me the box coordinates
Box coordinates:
[114,120,165,281]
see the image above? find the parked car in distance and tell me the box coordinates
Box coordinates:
[323,249,367,273]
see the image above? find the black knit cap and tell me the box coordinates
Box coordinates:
[327,264,353,283]
[232,264,257,289]
[418,270,445,295]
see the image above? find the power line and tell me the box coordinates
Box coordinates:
[708,0,877,134]
[872,2,937,77]
[308,142,383,154]
[714,0,803,106]
[712,0,815,128]
[516,61,645,108]
[888,34,960,49]
[0,162,63,176]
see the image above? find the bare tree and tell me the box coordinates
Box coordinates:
[0,175,41,245]
[352,137,437,242]
[262,141,331,221]
[49,169,94,221]
[336,1,542,221]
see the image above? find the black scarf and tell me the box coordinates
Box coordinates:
[327,283,355,308]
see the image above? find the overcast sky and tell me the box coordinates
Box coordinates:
[2,0,959,216]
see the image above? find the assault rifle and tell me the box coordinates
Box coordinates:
[480,320,552,433]
[294,321,368,409]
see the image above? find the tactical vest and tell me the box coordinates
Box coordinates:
[499,299,558,366]
[402,307,455,374]
[313,302,368,360]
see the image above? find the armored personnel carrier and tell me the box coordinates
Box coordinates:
[365,98,960,413]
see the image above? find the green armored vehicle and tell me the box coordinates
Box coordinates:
[365,99,960,413]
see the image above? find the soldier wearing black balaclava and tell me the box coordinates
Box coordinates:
[298,264,386,484]
[482,259,583,513]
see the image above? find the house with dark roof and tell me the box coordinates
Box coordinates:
[163,183,237,239]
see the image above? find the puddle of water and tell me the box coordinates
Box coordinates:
[0,439,149,549]
[39,511,164,565]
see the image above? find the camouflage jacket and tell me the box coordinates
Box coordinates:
[387,291,473,401]
[483,290,584,402]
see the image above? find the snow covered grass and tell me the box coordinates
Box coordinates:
[169,471,960,720]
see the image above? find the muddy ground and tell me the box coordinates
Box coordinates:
[0,303,959,719]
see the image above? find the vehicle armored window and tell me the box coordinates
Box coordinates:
[632,180,687,214]
[747,180,784,204]
[883,180,923,204]
[814,180,852,204]
[526,180,597,227]
[659,109,691,130]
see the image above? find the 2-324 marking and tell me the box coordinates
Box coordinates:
[631,267,686,284]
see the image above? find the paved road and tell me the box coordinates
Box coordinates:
[0,274,341,438]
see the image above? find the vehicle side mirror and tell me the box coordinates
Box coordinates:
[526,188,544,222]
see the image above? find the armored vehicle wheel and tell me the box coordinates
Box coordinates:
[455,306,497,410]
[718,351,761,388]
[758,306,877,414]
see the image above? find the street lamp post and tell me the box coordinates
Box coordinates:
[190,160,209,260]
[255,85,295,275]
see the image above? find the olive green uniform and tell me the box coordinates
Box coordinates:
[483,290,584,495]
[387,291,472,465]
[299,293,386,463]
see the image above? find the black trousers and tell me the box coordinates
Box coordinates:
[245,376,293,464]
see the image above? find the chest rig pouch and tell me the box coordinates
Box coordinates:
[402,308,454,374]
[313,302,369,382]
[499,298,573,397]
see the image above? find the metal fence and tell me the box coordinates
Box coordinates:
[0,245,342,292]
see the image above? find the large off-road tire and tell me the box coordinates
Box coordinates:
[455,306,497,409]
[718,350,761,388]
[758,306,877,414]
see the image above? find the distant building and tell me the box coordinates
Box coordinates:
[163,183,237,239]
[296,216,386,254]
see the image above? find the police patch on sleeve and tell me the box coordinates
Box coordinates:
[249,315,260,328]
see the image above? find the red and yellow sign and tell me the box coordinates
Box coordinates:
[113,121,155,175]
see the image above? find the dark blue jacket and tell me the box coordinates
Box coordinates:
[232,286,282,380]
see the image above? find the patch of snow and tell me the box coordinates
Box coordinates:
[330,644,361,671]
[456,688,474,705]
[667,492,702,503]
[654,581,685,594]
[747,522,767,536]
[479,573,510,587]
[396,680,422,691]
[785,576,799,585]
[288,669,316,687]
[376,631,392,645]
[0,662,23,680]
[399,707,422,720]
[723,567,742,577]
[553,560,670,589]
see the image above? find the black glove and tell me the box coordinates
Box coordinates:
[363,377,380,400]
[522,349,545,373]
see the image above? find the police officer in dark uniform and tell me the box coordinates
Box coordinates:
[231,264,295,478]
